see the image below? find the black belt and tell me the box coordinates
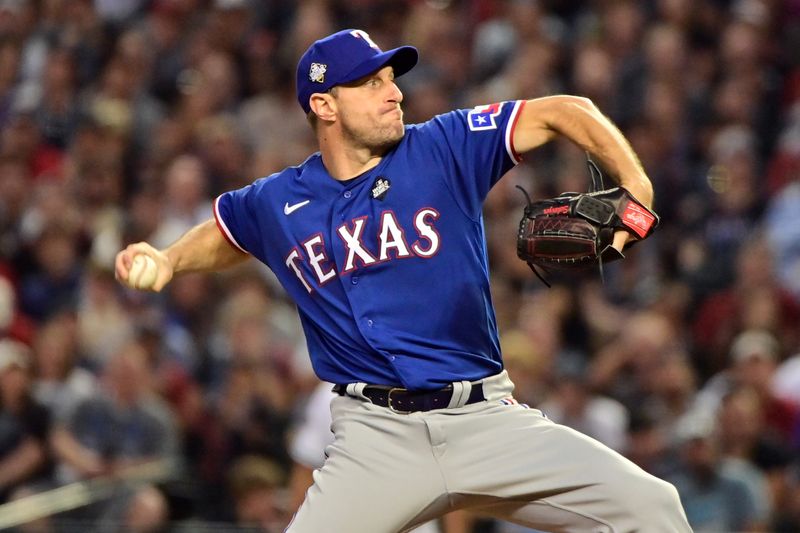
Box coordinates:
[333,383,485,414]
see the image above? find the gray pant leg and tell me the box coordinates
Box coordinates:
[289,371,690,533]
[286,396,448,533]
[439,400,690,533]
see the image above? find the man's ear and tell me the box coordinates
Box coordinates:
[309,93,337,123]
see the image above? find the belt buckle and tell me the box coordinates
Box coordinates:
[387,387,412,414]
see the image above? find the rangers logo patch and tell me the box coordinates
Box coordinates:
[468,103,503,131]
[371,176,391,200]
[309,62,327,83]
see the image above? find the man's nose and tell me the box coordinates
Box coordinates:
[387,82,403,103]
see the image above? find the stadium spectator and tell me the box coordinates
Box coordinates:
[0,339,50,504]
[772,348,800,409]
[19,228,82,321]
[764,173,800,299]
[692,236,800,378]
[31,311,97,421]
[693,329,799,441]
[667,415,767,532]
[588,310,683,411]
[76,267,135,366]
[149,154,212,250]
[49,341,177,528]
[539,364,630,452]
[226,455,287,533]
[625,408,680,481]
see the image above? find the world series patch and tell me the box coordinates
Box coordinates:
[309,63,327,83]
[371,176,391,200]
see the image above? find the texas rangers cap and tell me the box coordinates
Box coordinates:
[296,29,418,115]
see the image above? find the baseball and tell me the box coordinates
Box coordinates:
[128,254,159,290]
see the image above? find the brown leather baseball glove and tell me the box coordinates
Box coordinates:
[516,158,659,286]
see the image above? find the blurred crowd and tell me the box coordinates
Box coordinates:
[0,0,799,532]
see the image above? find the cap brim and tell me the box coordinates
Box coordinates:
[338,46,418,86]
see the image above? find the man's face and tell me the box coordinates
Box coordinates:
[333,66,405,150]
[0,364,28,403]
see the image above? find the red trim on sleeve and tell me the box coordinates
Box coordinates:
[213,196,248,254]
[509,100,526,163]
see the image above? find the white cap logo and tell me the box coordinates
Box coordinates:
[350,29,380,50]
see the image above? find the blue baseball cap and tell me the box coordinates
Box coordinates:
[296,29,418,115]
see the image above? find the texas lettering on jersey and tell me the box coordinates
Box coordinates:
[213,99,524,389]
[285,208,440,292]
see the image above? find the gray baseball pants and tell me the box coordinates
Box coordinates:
[286,371,691,532]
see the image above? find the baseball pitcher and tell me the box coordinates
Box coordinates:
[116,29,692,533]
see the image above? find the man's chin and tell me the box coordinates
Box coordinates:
[383,128,405,149]
[391,124,406,142]
[371,126,405,152]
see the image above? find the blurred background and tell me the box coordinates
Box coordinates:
[0,0,799,532]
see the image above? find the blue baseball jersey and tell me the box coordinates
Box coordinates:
[215,100,526,390]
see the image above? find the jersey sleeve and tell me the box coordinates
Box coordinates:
[419,100,526,219]
[213,182,262,256]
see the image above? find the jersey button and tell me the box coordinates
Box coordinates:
[351,276,359,285]
[343,190,352,198]
[367,319,374,327]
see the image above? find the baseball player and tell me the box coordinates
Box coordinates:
[116,29,692,532]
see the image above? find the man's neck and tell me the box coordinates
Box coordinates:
[318,133,386,181]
